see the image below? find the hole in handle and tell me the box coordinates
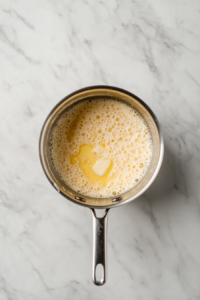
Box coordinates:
[95,210,106,218]
[95,264,104,284]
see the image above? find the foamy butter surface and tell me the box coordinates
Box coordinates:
[50,99,152,197]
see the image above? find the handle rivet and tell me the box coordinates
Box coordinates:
[75,196,86,202]
[112,196,122,203]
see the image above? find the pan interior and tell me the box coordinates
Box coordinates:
[39,88,163,208]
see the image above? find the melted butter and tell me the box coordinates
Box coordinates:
[70,144,114,187]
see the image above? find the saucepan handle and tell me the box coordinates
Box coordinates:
[91,208,110,286]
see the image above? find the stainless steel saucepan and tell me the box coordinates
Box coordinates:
[39,86,164,285]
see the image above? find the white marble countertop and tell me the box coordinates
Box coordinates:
[1,0,200,299]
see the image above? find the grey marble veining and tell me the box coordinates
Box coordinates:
[0,0,200,299]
